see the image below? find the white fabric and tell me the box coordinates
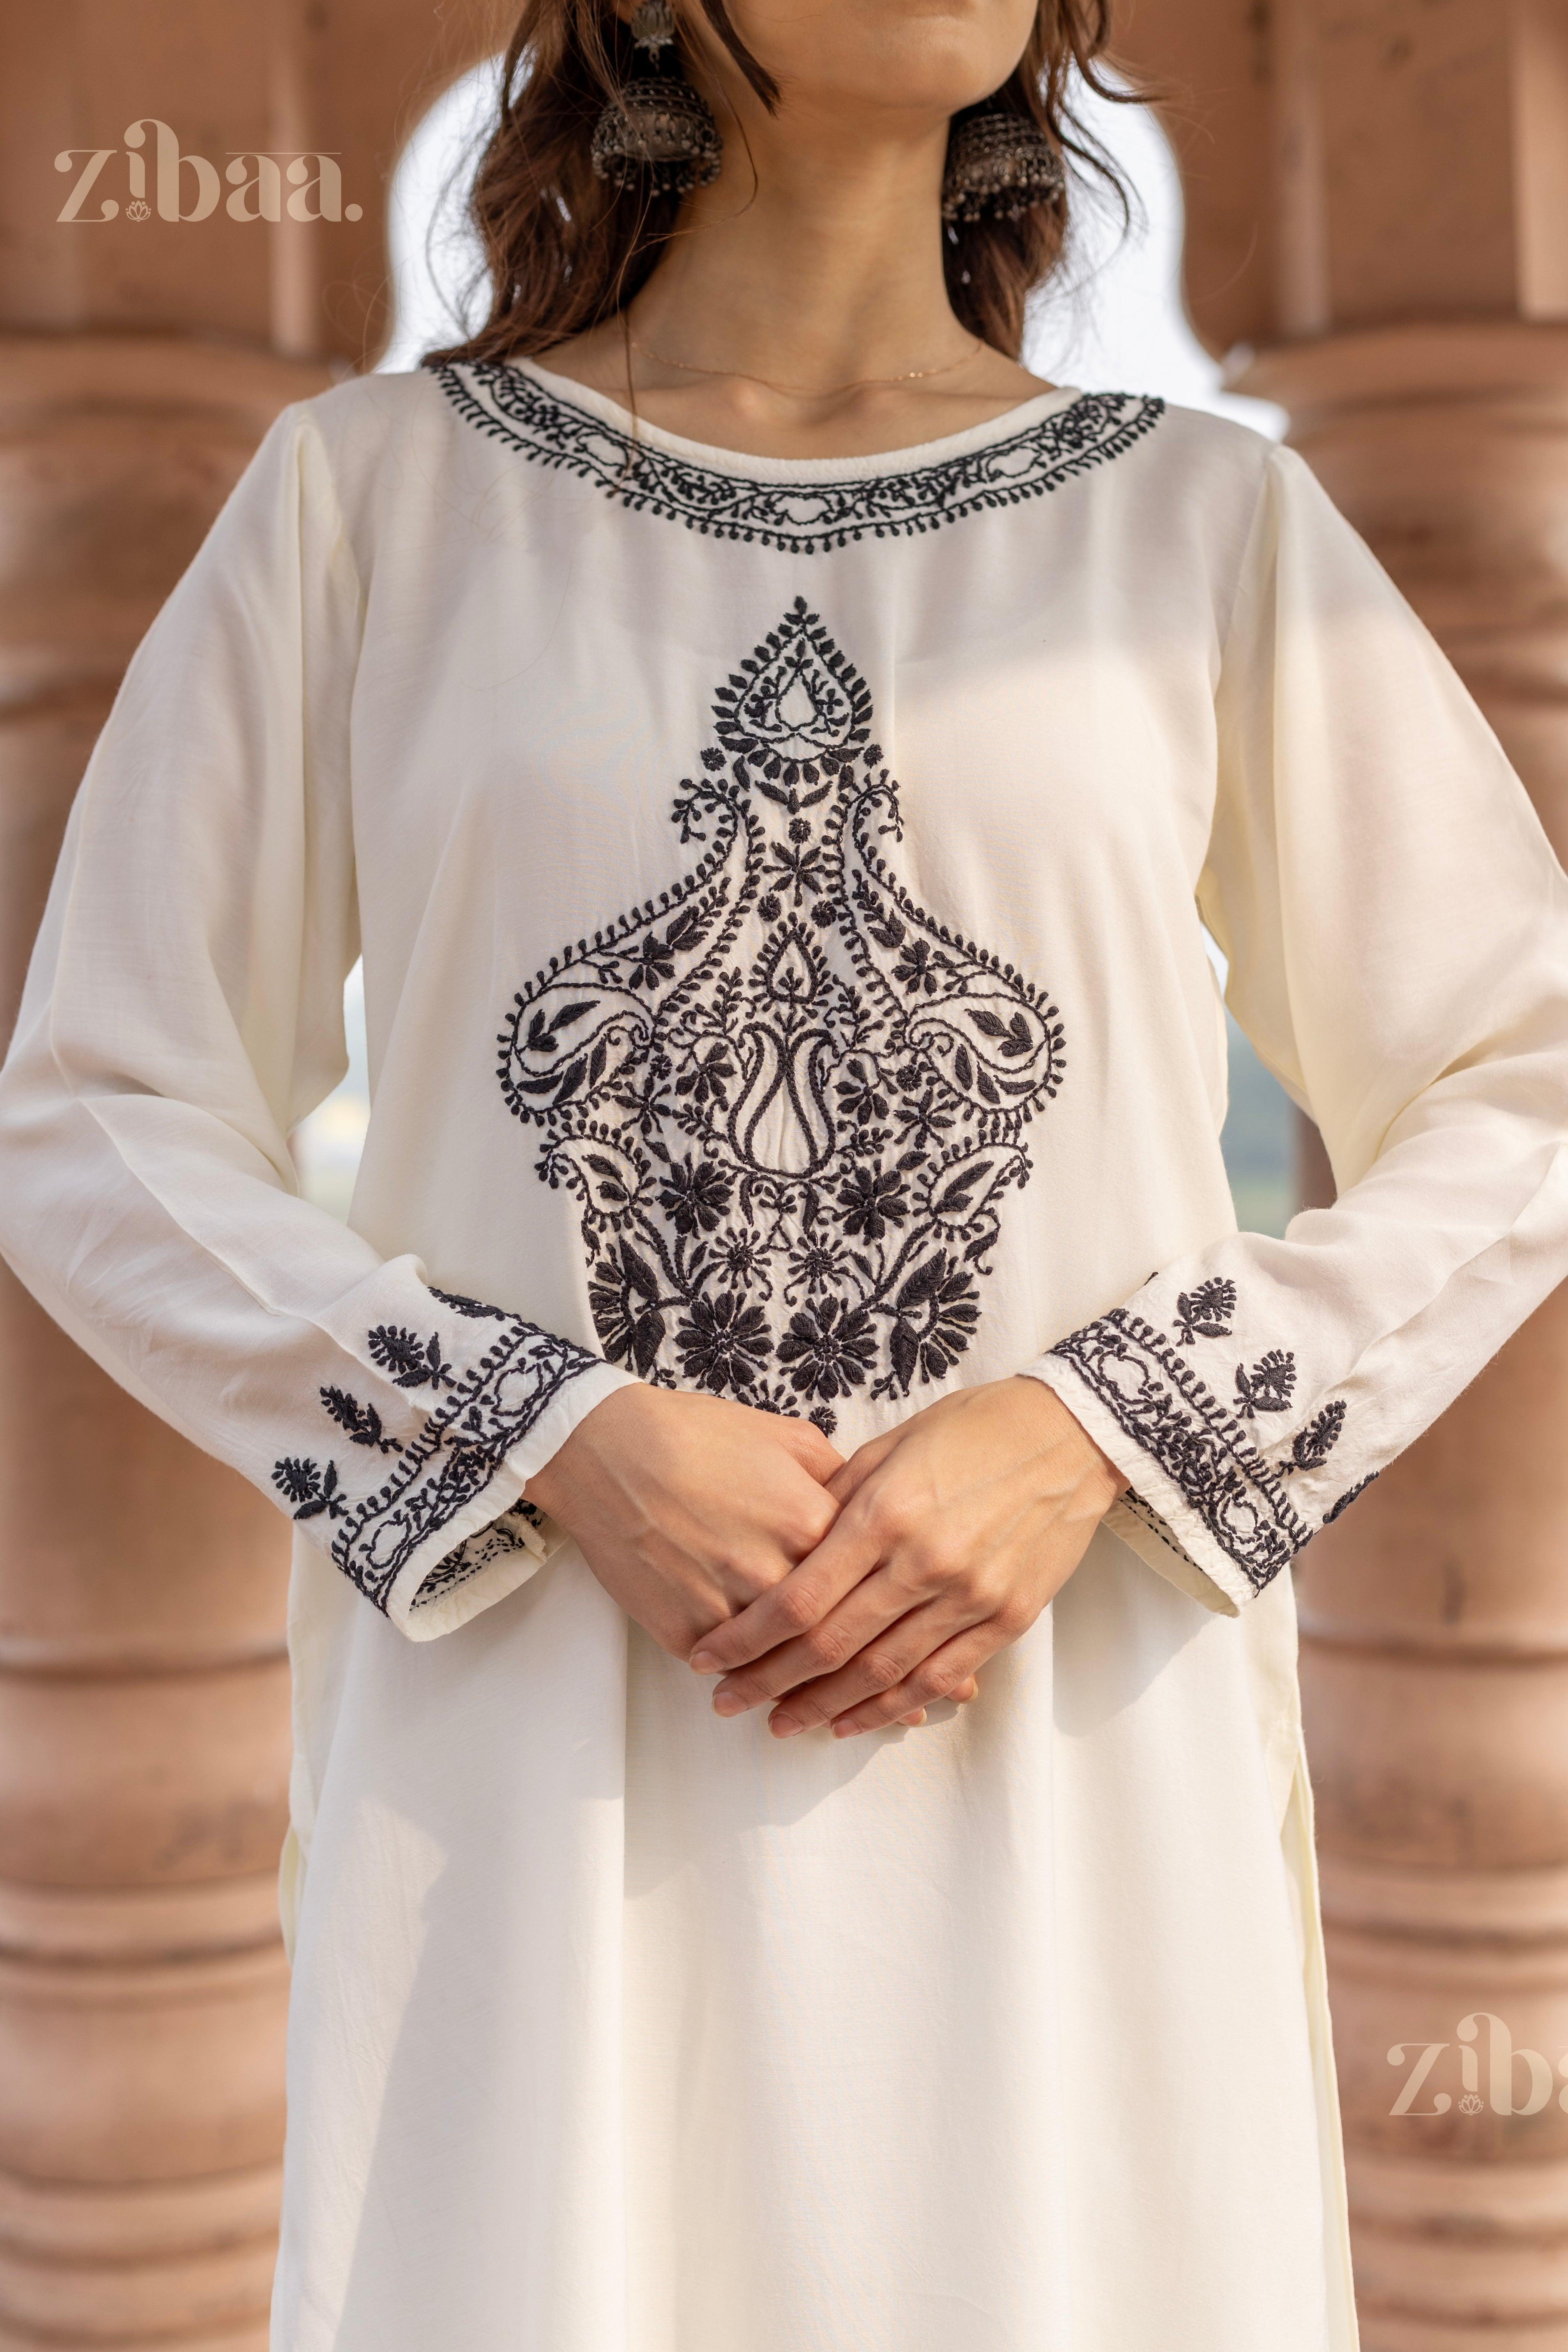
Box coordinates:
[3,353,1566,2350]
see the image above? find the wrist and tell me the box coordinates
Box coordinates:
[522,1379,651,1516]
[1007,1373,1126,1510]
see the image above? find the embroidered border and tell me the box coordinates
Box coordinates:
[273,1297,598,1615]
[1050,1308,1310,1594]
[430,361,1166,555]
[331,1318,592,1612]
[409,1497,550,1611]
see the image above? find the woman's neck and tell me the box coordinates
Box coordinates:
[538,94,1055,461]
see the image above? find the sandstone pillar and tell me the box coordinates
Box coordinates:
[1114,1,1568,2340]
[0,8,502,2343]
[1248,317,1568,2352]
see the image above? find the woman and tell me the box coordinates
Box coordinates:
[2,0,1566,2344]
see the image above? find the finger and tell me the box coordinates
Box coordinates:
[824,1625,1008,1739]
[709,1564,919,1712]
[688,1502,885,1675]
[764,1595,990,1737]
[823,1431,900,1508]
[898,1707,927,1726]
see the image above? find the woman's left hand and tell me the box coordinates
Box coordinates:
[687,1376,1126,1738]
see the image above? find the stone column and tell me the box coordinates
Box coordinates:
[1246,319,1568,2352]
[1114,0,1568,2340]
[0,8,502,2344]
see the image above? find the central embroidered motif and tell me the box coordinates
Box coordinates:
[496,599,1066,1433]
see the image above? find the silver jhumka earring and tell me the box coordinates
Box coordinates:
[941,105,1065,225]
[590,0,723,198]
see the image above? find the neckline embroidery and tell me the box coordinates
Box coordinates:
[431,359,1165,554]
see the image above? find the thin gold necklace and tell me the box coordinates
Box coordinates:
[625,326,986,401]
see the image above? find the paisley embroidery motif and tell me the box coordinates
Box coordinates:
[496,599,1066,1433]
[433,360,1165,554]
[1289,1398,1346,1472]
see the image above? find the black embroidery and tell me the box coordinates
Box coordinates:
[273,1306,601,1613]
[367,1325,453,1389]
[329,1315,596,1611]
[1234,1349,1297,1419]
[1173,1278,1236,1345]
[1118,1484,1202,1571]
[272,1456,347,1523]
[1322,1469,1377,1525]
[319,1386,401,1454]
[408,1499,549,1612]
[433,361,1165,555]
[496,600,1066,1435]
[1288,1399,1346,1473]
[1050,1310,1309,1593]
[428,1285,509,1320]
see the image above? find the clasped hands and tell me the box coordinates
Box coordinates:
[524,1375,1125,1741]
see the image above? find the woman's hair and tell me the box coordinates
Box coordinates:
[425,1,1139,370]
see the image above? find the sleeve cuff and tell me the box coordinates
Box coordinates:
[1021,1309,1314,1614]
[375,1354,639,1640]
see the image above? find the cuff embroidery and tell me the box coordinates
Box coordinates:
[272,1294,600,1613]
[409,1497,549,1613]
[1049,1308,1312,1594]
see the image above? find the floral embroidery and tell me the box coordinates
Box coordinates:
[367,1325,453,1389]
[319,1386,401,1454]
[1233,1349,1297,1418]
[272,1456,347,1523]
[1288,1399,1346,1473]
[496,599,1066,1435]
[1173,1279,1236,1345]
[273,1306,601,1614]
[1049,1309,1309,1594]
[432,361,1166,555]
[406,1499,549,1613]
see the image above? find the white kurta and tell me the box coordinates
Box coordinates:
[4,354,1568,2352]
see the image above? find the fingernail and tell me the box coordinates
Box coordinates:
[689,1651,720,1673]
[832,1719,861,1738]
[712,1691,749,1717]
[771,1714,804,1738]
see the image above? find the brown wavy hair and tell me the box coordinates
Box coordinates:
[425,2,1141,369]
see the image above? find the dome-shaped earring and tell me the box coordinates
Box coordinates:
[591,0,723,198]
[942,105,1065,225]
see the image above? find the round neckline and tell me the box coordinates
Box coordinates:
[506,354,1087,486]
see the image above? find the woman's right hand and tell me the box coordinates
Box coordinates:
[523,1384,847,1663]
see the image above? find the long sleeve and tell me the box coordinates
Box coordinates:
[1026,440,1568,1616]
[0,403,636,1641]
